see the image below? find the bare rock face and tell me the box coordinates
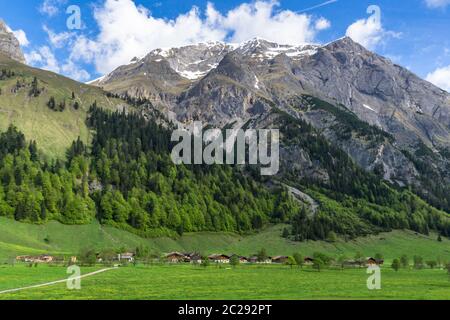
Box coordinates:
[0,20,26,64]
[293,37,450,150]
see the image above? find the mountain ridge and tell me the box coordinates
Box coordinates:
[91,36,450,211]
[91,36,447,93]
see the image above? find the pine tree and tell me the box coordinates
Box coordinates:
[47,97,56,110]
[29,141,38,162]
[58,100,66,112]
[29,77,41,97]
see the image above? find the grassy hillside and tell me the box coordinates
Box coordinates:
[0,217,448,262]
[0,54,128,158]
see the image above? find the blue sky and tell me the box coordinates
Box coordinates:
[1,0,450,90]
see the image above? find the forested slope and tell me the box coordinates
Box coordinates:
[0,103,448,241]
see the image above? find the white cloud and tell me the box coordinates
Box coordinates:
[70,0,225,74]
[4,24,30,47]
[315,17,331,31]
[69,0,329,75]
[209,1,322,44]
[25,46,90,81]
[346,18,382,50]
[43,25,74,48]
[25,46,59,73]
[12,30,30,47]
[24,51,43,64]
[345,5,400,50]
[426,65,450,91]
[425,0,450,9]
[61,61,90,82]
[39,0,67,17]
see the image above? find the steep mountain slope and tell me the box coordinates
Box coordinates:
[294,38,450,149]
[94,37,450,211]
[92,42,237,121]
[0,54,129,158]
[0,20,25,64]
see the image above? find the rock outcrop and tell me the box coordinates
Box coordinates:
[0,20,26,64]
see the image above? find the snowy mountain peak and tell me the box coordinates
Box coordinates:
[143,41,235,80]
[89,38,346,83]
[236,38,319,61]
[143,38,321,79]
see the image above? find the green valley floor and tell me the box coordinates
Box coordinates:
[1,218,449,300]
[0,217,449,263]
[0,264,449,300]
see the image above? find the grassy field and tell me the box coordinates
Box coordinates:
[2,219,448,300]
[1,217,449,264]
[0,264,449,300]
[0,265,99,294]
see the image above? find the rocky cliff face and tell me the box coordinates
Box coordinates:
[93,37,450,210]
[0,20,26,64]
[294,37,450,150]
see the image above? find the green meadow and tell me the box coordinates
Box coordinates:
[1,217,450,263]
[0,264,449,300]
[1,217,449,300]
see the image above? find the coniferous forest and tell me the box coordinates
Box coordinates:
[0,104,299,238]
[0,103,449,241]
